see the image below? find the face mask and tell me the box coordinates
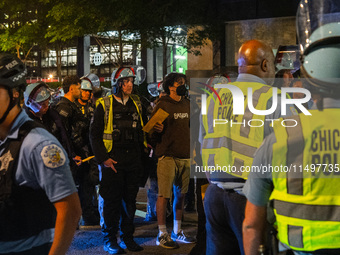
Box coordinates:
[176,85,187,96]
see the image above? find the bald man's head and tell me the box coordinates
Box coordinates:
[237,40,275,84]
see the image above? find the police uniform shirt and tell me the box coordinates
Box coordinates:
[74,100,95,119]
[199,73,296,147]
[0,110,77,253]
[243,98,340,206]
[229,73,296,137]
[199,73,296,191]
[55,97,81,135]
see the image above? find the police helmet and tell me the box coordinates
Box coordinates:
[146,81,166,98]
[82,73,100,88]
[0,53,27,90]
[130,65,147,85]
[80,79,93,91]
[0,53,27,124]
[297,0,340,95]
[147,83,159,97]
[111,67,136,95]
[206,74,230,87]
[274,45,300,73]
[157,81,164,93]
[24,82,51,113]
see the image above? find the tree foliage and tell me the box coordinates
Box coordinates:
[0,0,224,72]
[0,0,50,61]
[46,0,141,41]
[135,0,211,76]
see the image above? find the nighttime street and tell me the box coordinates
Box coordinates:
[2,0,340,255]
[67,188,198,255]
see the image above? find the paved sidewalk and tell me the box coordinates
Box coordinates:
[67,188,198,255]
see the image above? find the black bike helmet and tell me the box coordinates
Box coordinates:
[0,53,27,90]
[0,53,27,124]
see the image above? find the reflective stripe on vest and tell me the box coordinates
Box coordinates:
[286,115,304,195]
[202,137,258,157]
[201,81,275,179]
[271,109,340,251]
[240,86,271,138]
[96,95,147,153]
[103,96,111,131]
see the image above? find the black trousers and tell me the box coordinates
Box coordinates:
[99,148,142,244]
[77,159,99,222]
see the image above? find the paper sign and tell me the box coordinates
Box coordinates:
[143,108,169,133]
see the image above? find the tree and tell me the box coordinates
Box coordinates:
[136,0,212,77]
[0,0,51,62]
[47,0,142,67]
[0,0,227,80]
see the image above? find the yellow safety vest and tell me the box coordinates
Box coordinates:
[271,109,340,251]
[96,94,147,153]
[201,81,276,179]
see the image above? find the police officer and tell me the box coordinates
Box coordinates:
[54,75,82,170]
[90,67,146,253]
[75,78,95,116]
[200,40,296,255]
[0,54,81,254]
[243,1,340,254]
[23,82,73,161]
[191,74,232,255]
[73,78,95,156]
[73,78,99,226]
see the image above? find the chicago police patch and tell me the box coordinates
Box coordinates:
[59,110,69,118]
[40,144,66,168]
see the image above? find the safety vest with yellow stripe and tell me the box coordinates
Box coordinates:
[271,109,340,251]
[96,94,147,153]
[201,81,276,179]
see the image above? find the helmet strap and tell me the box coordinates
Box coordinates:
[80,97,89,104]
[115,80,125,104]
[119,90,127,105]
[316,96,324,111]
[0,88,16,125]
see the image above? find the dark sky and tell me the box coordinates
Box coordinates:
[212,0,299,21]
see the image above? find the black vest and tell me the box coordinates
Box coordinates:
[111,97,144,148]
[24,106,72,159]
[0,121,56,241]
[73,100,95,153]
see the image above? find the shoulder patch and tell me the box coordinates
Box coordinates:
[0,150,14,174]
[59,109,69,117]
[40,144,66,168]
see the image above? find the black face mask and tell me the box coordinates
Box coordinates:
[176,85,187,96]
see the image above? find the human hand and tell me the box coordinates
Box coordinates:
[153,122,164,133]
[103,158,118,173]
[73,156,82,166]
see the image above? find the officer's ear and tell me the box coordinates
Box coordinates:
[13,90,19,99]
[68,84,73,93]
[69,84,77,93]
[12,87,23,106]
[260,59,268,72]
